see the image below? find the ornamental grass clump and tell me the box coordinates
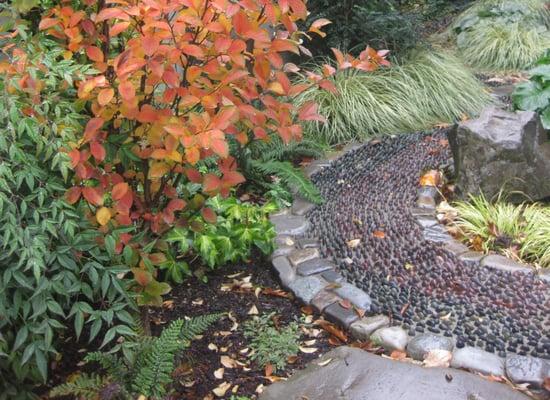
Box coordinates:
[452,194,550,268]
[295,49,490,144]
[450,0,550,71]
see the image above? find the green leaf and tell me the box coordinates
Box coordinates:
[540,106,550,129]
[13,327,28,352]
[513,81,550,111]
[35,348,48,382]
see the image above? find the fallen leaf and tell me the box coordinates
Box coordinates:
[355,307,366,318]
[232,384,239,394]
[287,355,298,364]
[212,382,231,397]
[214,367,224,379]
[317,358,333,367]
[404,263,414,271]
[254,287,262,298]
[262,288,292,299]
[373,230,386,239]
[208,343,218,352]
[301,306,314,315]
[543,377,550,391]
[191,298,204,306]
[239,347,249,354]
[339,299,352,309]
[423,350,452,368]
[228,312,239,331]
[347,238,361,248]
[390,350,407,361]
[419,170,442,187]
[248,305,259,315]
[220,355,238,369]
[303,339,317,346]
[344,257,353,265]
[255,384,265,394]
[315,319,348,342]
[299,346,318,354]
[162,300,174,309]
[264,363,273,377]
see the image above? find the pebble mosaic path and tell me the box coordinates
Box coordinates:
[304,131,550,360]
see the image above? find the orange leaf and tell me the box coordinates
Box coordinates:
[181,44,204,58]
[373,230,386,239]
[203,174,221,193]
[65,187,82,204]
[68,149,80,168]
[222,171,245,187]
[86,46,104,63]
[298,101,326,123]
[82,187,104,206]
[112,182,129,200]
[201,207,217,223]
[110,21,130,36]
[90,141,106,162]
[39,17,59,30]
[97,88,114,106]
[419,170,441,187]
[132,268,152,286]
[96,207,111,226]
[83,117,104,142]
[118,81,135,101]
[149,162,170,179]
[96,7,129,22]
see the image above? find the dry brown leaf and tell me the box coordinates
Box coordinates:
[220,355,238,369]
[423,350,452,368]
[301,305,314,315]
[390,350,408,361]
[212,382,231,397]
[191,298,204,306]
[347,238,361,248]
[207,343,218,352]
[213,367,225,379]
[303,339,317,346]
[162,300,174,309]
[264,376,287,383]
[373,230,386,239]
[315,319,348,342]
[261,287,292,299]
[419,170,441,187]
[339,299,352,309]
[287,355,298,364]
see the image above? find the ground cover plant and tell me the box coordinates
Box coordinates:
[449,0,550,71]
[446,194,550,268]
[295,49,490,144]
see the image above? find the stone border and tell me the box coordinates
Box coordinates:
[268,140,550,392]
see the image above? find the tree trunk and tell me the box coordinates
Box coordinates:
[140,306,152,336]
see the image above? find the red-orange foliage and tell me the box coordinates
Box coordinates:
[37,0,388,304]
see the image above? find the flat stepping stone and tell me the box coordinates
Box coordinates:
[459,251,485,264]
[259,347,529,400]
[350,315,390,340]
[505,355,550,388]
[330,282,371,310]
[480,254,531,274]
[324,302,359,328]
[287,275,326,304]
[407,333,454,361]
[296,258,335,276]
[288,248,319,266]
[271,256,295,289]
[451,346,505,376]
[371,326,408,351]
[292,197,316,216]
[321,269,345,283]
[310,289,340,313]
[443,240,470,256]
[270,214,309,236]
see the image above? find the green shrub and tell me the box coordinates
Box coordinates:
[50,314,222,400]
[243,313,301,371]
[295,49,491,144]
[450,0,550,71]
[164,196,277,278]
[0,34,135,397]
[513,50,550,129]
[452,194,550,268]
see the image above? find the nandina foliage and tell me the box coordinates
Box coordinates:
[38,0,388,305]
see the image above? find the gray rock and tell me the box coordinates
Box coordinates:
[271,256,295,288]
[459,251,485,264]
[324,302,359,328]
[287,275,326,304]
[288,248,320,267]
[415,216,438,229]
[331,282,371,310]
[406,334,454,361]
[303,160,330,178]
[417,186,438,209]
[481,254,532,274]
[270,214,309,236]
[539,269,550,283]
[505,355,550,388]
[410,207,435,217]
[443,240,470,256]
[350,315,390,340]
[449,106,550,202]
[310,290,340,313]
[271,245,295,259]
[292,197,316,216]
[296,237,319,249]
[275,235,295,247]
[371,326,409,351]
[451,346,505,376]
[424,225,454,243]
[296,258,335,276]
[321,270,345,283]
[260,347,529,400]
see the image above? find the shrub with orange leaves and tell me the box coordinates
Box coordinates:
[34,0,387,307]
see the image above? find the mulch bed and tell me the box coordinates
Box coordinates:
[152,256,337,399]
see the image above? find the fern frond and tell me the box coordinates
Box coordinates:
[84,352,128,383]
[180,313,224,345]
[49,373,108,399]
[251,160,322,204]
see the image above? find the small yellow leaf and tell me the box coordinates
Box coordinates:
[220,355,238,369]
[96,207,111,226]
[299,346,318,354]
[247,305,259,315]
[317,358,333,367]
[214,367,225,379]
[212,382,231,397]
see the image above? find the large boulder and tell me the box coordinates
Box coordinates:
[449,106,550,202]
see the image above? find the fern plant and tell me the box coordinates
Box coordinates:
[233,135,325,205]
[50,314,222,400]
